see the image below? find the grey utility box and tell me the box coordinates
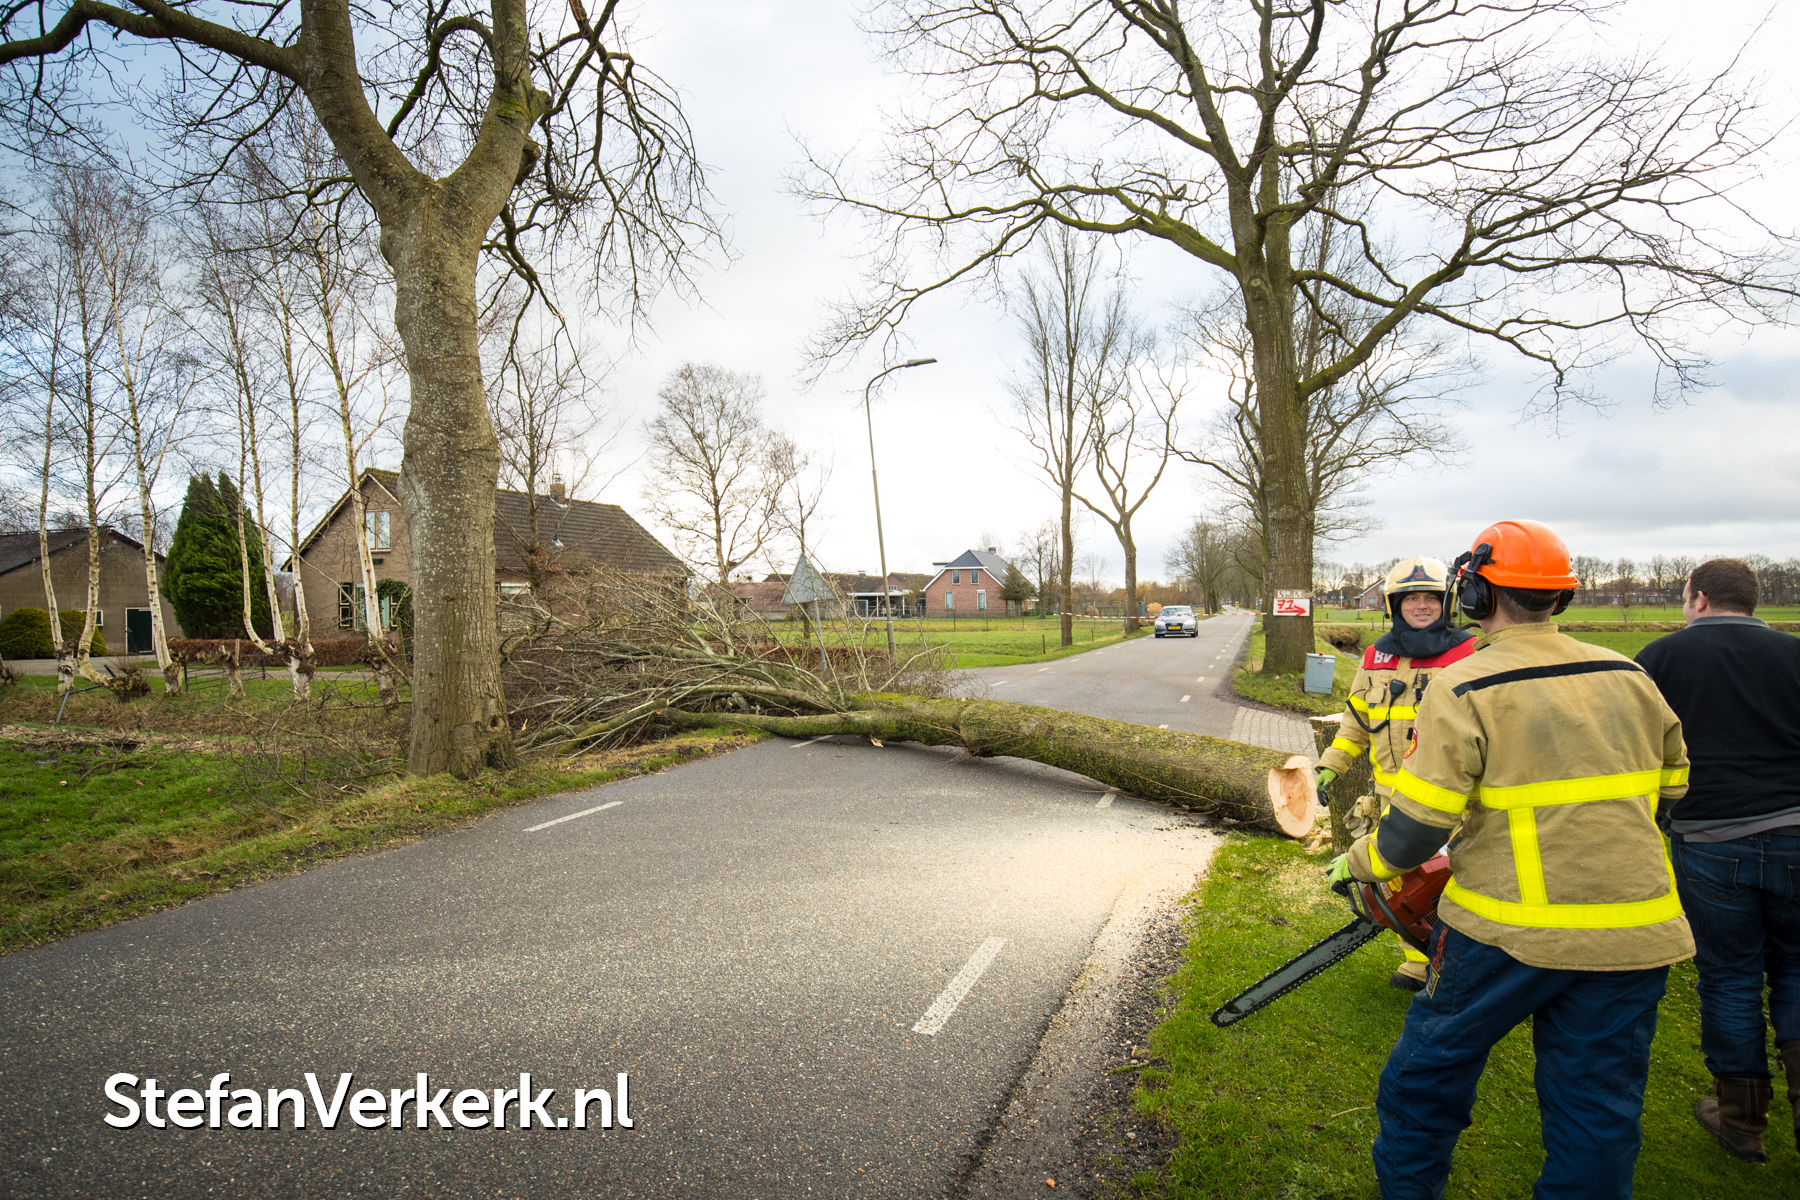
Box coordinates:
[1302,652,1337,695]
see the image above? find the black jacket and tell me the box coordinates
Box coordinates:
[1636,616,1800,824]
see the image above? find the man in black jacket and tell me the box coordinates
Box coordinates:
[1637,558,1800,1163]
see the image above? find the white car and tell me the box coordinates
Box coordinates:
[1153,605,1199,637]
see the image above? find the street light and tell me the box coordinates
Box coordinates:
[863,357,938,660]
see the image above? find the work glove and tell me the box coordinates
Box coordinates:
[1316,767,1338,789]
[1326,852,1356,896]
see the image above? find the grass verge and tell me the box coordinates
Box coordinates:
[1231,624,1356,716]
[1134,835,1789,1199]
[0,725,758,952]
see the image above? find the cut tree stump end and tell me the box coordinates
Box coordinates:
[1266,753,1321,837]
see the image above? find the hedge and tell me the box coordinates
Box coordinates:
[166,637,373,668]
[0,608,107,658]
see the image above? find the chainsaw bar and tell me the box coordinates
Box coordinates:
[1210,916,1384,1027]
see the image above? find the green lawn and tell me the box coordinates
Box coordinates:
[768,614,1153,667]
[1136,836,1790,1198]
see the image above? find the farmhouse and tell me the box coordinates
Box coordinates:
[0,527,184,653]
[291,468,684,630]
[921,548,1014,616]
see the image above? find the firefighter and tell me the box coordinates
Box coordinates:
[1327,519,1691,1200]
[1316,556,1475,991]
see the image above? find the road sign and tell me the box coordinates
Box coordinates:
[1272,596,1312,617]
[782,556,836,605]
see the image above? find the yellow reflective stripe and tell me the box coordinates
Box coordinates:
[1371,764,1397,789]
[1330,737,1365,759]
[1508,809,1548,906]
[1661,765,1689,789]
[1443,881,1685,930]
[1365,838,1403,882]
[1393,770,1469,816]
[1474,769,1663,810]
[1347,695,1417,721]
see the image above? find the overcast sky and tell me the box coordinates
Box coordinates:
[583,1,1800,586]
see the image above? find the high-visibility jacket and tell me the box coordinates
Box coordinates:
[1319,640,1476,796]
[1352,622,1693,971]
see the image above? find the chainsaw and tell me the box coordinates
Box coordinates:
[1210,851,1452,1027]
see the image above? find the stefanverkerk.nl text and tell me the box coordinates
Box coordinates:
[103,1071,633,1131]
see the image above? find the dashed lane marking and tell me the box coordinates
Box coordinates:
[913,938,1007,1036]
[524,800,623,833]
[1097,790,1117,808]
[792,735,834,748]
[1180,694,1191,703]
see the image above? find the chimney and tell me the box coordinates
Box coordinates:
[550,474,566,504]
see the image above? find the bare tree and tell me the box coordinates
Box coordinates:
[1011,519,1062,617]
[645,364,797,594]
[805,0,1796,672]
[486,323,621,592]
[769,437,832,570]
[1074,350,1180,630]
[1,0,720,775]
[1168,517,1233,615]
[1007,228,1130,646]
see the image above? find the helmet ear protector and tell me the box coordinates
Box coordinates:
[1454,542,1574,619]
[1452,543,1496,620]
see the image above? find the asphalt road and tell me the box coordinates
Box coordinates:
[0,658,1241,1199]
[965,611,1256,736]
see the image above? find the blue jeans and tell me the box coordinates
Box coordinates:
[1670,829,1800,1078]
[1373,923,1668,1200]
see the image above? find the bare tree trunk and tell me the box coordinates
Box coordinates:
[388,226,516,776]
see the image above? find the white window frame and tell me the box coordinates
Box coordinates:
[943,591,955,611]
[92,609,104,628]
[976,589,987,611]
[365,509,392,551]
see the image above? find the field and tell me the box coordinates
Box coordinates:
[764,613,1151,667]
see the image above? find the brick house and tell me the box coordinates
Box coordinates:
[291,468,684,631]
[0,527,184,653]
[921,548,1014,617]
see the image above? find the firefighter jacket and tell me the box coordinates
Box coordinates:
[1318,640,1477,797]
[1349,622,1694,972]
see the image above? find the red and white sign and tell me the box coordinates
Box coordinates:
[1272,596,1313,617]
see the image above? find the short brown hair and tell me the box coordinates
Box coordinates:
[1688,558,1758,614]
[1495,586,1558,622]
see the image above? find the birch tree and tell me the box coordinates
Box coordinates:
[1,0,717,775]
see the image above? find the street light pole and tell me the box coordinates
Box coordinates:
[863,357,938,660]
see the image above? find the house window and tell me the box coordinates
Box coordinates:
[365,510,391,550]
[944,591,955,611]
[970,569,981,585]
[337,582,367,630]
[977,590,988,611]
[951,570,960,585]
[92,609,104,628]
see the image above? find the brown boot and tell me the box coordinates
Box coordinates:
[1780,1042,1800,1151]
[1697,1075,1771,1163]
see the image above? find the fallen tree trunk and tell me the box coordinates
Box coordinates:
[661,694,1320,837]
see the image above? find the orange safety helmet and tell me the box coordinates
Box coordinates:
[1452,519,1579,619]
[1469,519,1580,588]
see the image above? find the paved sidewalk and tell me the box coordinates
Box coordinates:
[1228,703,1317,759]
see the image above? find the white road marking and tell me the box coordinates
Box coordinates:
[914,937,1006,1036]
[1196,676,1207,683]
[524,801,623,833]
[1097,790,1116,809]
[1036,666,1052,672]
[792,735,834,748]
[1180,694,1191,703]
[992,679,1011,687]
[1158,723,1169,729]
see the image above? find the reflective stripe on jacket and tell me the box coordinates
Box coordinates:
[1319,641,1477,793]
[1380,623,1693,971]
